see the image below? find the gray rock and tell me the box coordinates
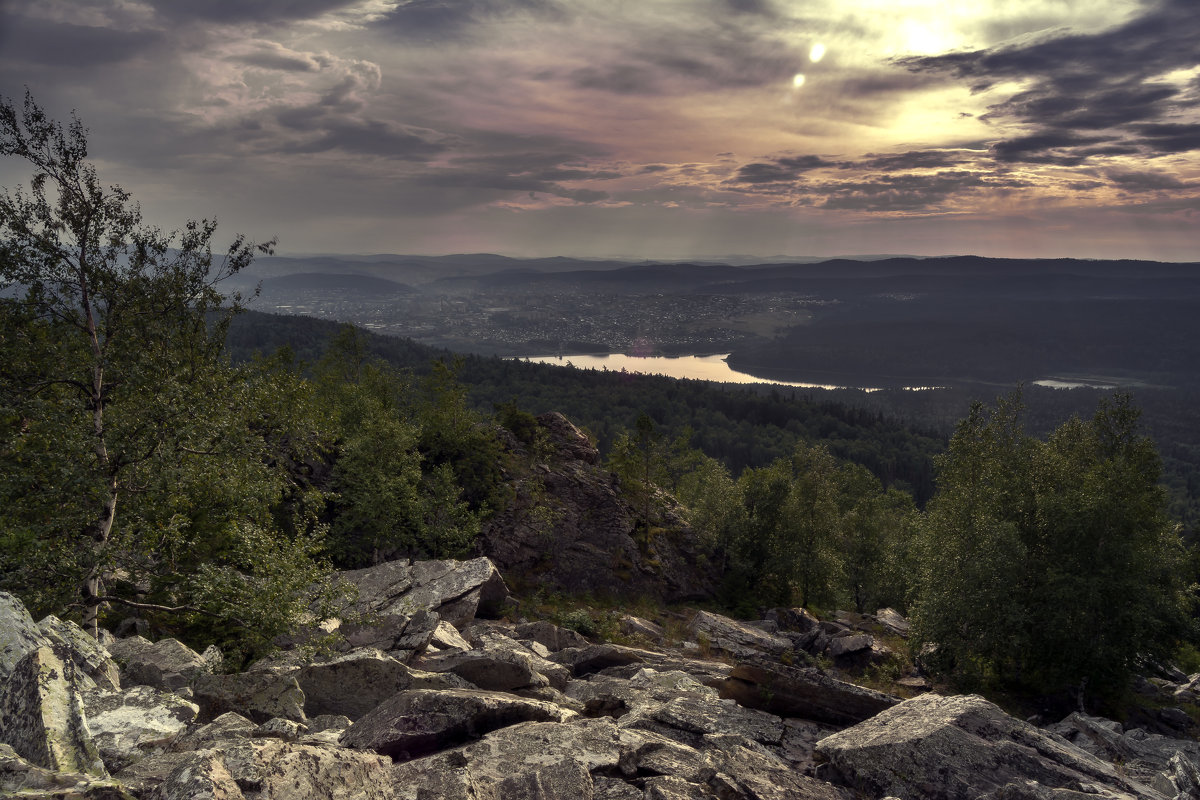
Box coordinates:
[720,661,897,726]
[155,738,394,800]
[0,645,106,777]
[170,711,255,752]
[0,591,49,680]
[108,636,212,691]
[388,717,625,800]
[1047,712,1200,786]
[765,606,821,634]
[430,619,472,652]
[83,684,198,771]
[39,614,122,692]
[620,615,666,643]
[0,742,133,800]
[1160,707,1193,730]
[875,607,911,638]
[253,717,306,741]
[192,671,306,724]
[815,693,1161,800]
[496,758,595,799]
[827,632,873,660]
[550,643,649,676]
[515,620,590,652]
[638,695,784,748]
[688,610,791,660]
[420,631,571,691]
[295,647,471,720]
[703,732,850,800]
[341,687,577,760]
[340,556,510,629]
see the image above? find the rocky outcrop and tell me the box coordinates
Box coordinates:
[294,648,471,720]
[814,693,1161,799]
[721,661,898,726]
[0,591,49,679]
[480,412,719,602]
[40,614,123,692]
[340,687,577,759]
[0,645,107,776]
[340,557,510,629]
[8,565,1200,800]
[107,635,214,691]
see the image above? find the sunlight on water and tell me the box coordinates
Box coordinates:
[516,353,883,390]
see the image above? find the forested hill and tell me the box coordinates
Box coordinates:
[226,311,945,503]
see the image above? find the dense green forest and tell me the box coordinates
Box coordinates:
[3,92,1196,708]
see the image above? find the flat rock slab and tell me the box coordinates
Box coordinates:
[83,685,198,772]
[192,672,306,724]
[295,648,471,720]
[688,610,791,660]
[341,687,578,761]
[155,738,394,800]
[815,693,1162,800]
[389,717,624,800]
[339,557,509,629]
[0,645,106,777]
[721,661,897,727]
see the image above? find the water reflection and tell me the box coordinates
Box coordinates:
[516,352,887,390]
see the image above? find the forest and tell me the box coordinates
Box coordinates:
[2,92,1197,709]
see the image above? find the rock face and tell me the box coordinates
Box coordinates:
[721,661,898,727]
[107,635,213,691]
[0,645,106,776]
[0,591,50,679]
[815,693,1161,799]
[479,412,719,602]
[83,686,199,772]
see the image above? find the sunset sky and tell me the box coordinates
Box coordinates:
[1,0,1197,261]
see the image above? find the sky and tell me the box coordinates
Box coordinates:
[1,0,1198,261]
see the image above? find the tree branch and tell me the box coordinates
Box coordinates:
[79,595,249,628]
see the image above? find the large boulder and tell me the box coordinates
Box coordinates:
[339,557,510,630]
[815,693,1161,799]
[154,738,394,800]
[295,648,471,720]
[721,661,897,726]
[340,687,577,760]
[0,743,133,800]
[514,620,590,653]
[191,672,306,724]
[0,591,49,680]
[419,631,571,692]
[388,717,624,800]
[82,685,199,772]
[0,645,106,777]
[688,610,791,660]
[39,615,122,692]
[107,635,212,691]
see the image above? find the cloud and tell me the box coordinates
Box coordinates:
[229,41,332,72]
[897,0,1200,164]
[378,0,567,40]
[731,155,840,184]
[0,13,164,68]
[146,0,363,24]
[1105,169,1188,192]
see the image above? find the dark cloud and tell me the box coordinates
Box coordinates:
[858,149,971,171]
[1105,169,1188,192]
[731,155,838,184]
[719,0,777,16]
[231,44,329,73]
[276,118,457,158]
[146,0,360,24]
[0,14,163,68]
[379,0,567,40]
[570,65,658,95]
[897,0,1200,164]
[813,170,1022,212]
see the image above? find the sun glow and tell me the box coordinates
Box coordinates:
[809,42,826,63]
[792,73,807,88]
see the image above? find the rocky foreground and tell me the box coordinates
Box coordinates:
[3,558,1200,799]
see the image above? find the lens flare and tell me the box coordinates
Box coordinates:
[809,43,826,62]
[792,73,807,88]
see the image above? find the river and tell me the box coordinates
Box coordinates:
[514,353,941,391]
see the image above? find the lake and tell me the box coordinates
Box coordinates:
[514,353,939,391]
